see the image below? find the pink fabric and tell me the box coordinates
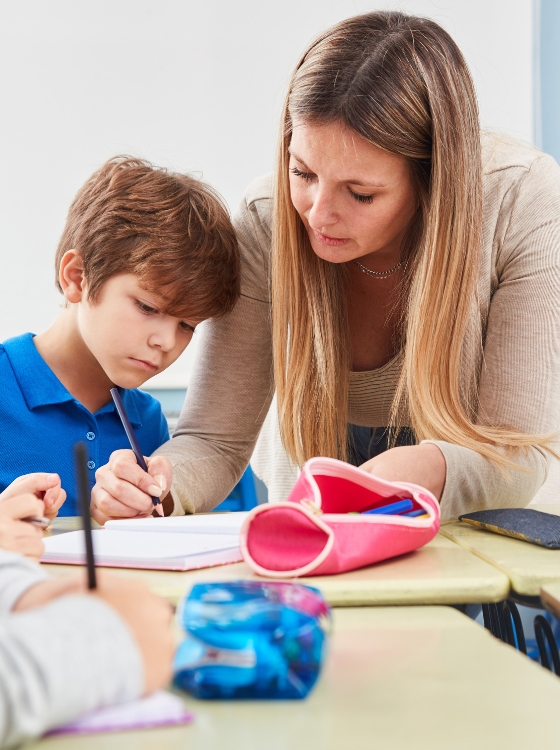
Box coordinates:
[240,457,440,577]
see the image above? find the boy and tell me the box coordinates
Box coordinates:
[0,156,239,516]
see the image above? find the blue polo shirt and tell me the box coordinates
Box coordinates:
[0,333,169,515]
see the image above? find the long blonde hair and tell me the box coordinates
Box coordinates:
[272,11,552,469]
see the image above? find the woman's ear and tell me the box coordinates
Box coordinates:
[59,250,86,303]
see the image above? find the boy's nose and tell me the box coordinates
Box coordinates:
[149,323,177,352]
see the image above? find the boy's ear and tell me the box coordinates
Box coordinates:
[59,250,86,303]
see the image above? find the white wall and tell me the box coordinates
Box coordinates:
[0,0,535,386]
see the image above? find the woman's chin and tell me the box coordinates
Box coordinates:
[309,242,356,265]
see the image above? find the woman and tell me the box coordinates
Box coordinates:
[91,11,560,523]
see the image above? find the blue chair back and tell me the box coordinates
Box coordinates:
[212,466,258,512]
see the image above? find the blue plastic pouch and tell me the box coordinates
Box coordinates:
[173,580,331,699]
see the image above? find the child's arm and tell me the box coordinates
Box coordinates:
[0,473,66,521]
[0,494,46,561]
[0,576,174,747]
[91,450,173,524]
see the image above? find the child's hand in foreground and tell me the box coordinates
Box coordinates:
[0,494,47,560]
[15,571,175,694]
[0,473,66,520]
[91,450,173,525]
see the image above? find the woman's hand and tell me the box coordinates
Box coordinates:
[91,450,173,525]
[360,443,447,501]
[0,473,66,520]
[0,494,47,560]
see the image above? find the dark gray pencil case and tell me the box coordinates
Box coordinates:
[459,508,560,550]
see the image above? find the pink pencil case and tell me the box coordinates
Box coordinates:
[240,457,440,577]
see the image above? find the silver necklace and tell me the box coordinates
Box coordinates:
[353,258,402,278]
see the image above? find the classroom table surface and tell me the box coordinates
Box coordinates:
[440,504,560,598]
[30,606,560,750]
[43,518,509,606]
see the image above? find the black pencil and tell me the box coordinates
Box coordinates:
[110,387,164,516]
[74,442,97,590]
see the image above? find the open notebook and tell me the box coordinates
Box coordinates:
[42,513,247,571]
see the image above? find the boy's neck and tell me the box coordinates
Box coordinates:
[34,311,116,414]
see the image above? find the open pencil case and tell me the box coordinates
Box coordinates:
[240,457,440,577]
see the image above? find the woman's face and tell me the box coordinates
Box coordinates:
[289,119,418,266]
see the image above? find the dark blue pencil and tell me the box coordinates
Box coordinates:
[110,387,164,517]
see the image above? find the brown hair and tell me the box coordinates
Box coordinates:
[273,11,554,469]
[56,156,239,320]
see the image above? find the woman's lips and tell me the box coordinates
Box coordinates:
[312,229,350,247]
[129,358,158,372]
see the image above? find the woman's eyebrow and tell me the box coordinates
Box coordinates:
[288,148,311,169]
[288,149,386,188]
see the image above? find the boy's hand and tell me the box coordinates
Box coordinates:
[0,473,66,521]
[0,494,47,560]
[91,450,173,525]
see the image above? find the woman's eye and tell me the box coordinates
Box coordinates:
[290,166,315,182]
[179,321,196,334]
[136,301,157,314]
[350,190,373,204]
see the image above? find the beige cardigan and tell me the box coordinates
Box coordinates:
[157,132,560,520]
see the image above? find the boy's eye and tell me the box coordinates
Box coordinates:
[136,300,158,314]
[179,321,196,334]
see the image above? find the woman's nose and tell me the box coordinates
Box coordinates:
[307,186,338,230]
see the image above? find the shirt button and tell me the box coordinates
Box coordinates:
[86,432,95,441]
[87,460,96,470]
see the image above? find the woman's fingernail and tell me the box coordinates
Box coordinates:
[148,485,163,497]
[155,474,167,493]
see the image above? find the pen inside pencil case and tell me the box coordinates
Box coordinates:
[360,499,415,516]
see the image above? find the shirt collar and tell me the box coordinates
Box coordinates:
[98,387,143,427]
[3,333,74,410]
[3,333,142,425]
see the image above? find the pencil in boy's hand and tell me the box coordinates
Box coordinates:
[110,387,165,517]
[74,442,97,590]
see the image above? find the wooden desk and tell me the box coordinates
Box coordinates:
[440,504,560,598]
[29,606,560,750]
[43,519,509,606]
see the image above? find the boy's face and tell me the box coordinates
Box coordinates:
[77,273,201,388]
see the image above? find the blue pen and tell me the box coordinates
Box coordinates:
[110,387,164,516]
[361,499,414,515]
[403,509,428,518]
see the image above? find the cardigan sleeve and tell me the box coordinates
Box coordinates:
[426,153,560,519]
[154,176,275,514]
